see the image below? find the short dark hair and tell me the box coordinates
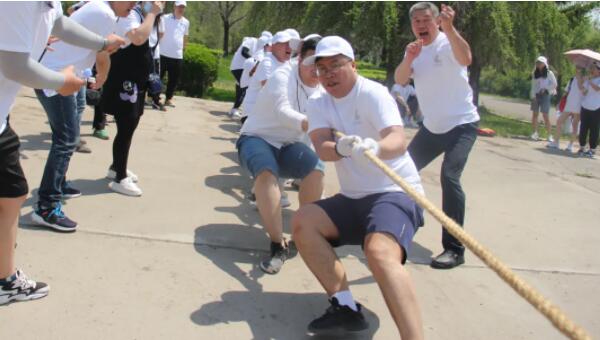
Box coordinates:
[534,66,548,79]
[300,37,321,59]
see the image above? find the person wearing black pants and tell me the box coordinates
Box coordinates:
[159,55,182,106]
[395,2,479,269]
[578,62,600,158]
[231,68,245,110]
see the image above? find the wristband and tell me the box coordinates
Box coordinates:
[99,38,107,52]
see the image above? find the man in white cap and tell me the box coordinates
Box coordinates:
[395,2,479,270]
[159,0,189,108]
[236,36,325,275]
[294,36,424,338]
[240,30,292,124]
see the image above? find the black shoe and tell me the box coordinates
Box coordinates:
[430,249,464,269]
[259,241,291,274]
[308,298,369,335]
[31,204,78,232]
[62,186,82,199]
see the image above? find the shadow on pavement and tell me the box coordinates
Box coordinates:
[191,290,380,340]
[18,132,52,152]
[536,147,579,158]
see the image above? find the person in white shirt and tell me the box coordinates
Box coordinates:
[294,36,425,338]
[148,13,165,111]
[395,2,479,269]
[32,0,128,232]
[236,37,325,275]
[159,0,188,107]
[240,31,293,124]
[390,82,420,127]
[0,1,123,306]
[233,35,270,119]
[530,56,557,141]
[229,36,257,117]
[549,67,585,152]
[578,61,600,158]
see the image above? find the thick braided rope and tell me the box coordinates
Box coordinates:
[335,131,591,340]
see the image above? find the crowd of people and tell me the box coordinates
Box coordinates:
[0,1,596,338]
[530,55,600,158]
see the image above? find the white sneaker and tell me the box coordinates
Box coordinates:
[109,177,142,197]
[547,135,554,143]
[546,141,559,149]
[530,132,539,141]
[228,108,238,117]
[565,143,574,153]
[106,168,138,182]
[232,111,242,120]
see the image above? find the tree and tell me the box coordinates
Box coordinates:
[213,2,247,56]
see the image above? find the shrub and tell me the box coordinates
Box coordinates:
[179,43,220,98]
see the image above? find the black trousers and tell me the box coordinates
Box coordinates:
[408,122,478,255]
[579,107,600,149]
[151,58,161,105]
[159,55,183,100]
[93,104,106,130]
[112,113,141,181]
[231,69,245,109]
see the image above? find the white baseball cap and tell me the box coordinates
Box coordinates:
[261,31,273,39]
[290,33,322,51]
[257,35,271,50]
[536,56,548,67]
[175,1,186,7]
[285,28,300,39]
[302,36,354,65]
[271,31,292,45]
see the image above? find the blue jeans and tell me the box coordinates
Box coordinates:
[35,87,86,207]
[407,122,478,255]
[236,135,324,179]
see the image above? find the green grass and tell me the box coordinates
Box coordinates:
[479,105,558,139]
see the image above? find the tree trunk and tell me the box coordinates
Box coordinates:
[223,22,230,56]
[469,58,481,107]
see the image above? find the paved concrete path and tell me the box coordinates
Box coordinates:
[480,93,559,125]
[1,89,599,339]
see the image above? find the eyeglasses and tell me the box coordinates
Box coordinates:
[316,59,352,77]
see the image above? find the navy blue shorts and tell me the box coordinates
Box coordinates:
[236,134,324,179]
[314,192,424,264]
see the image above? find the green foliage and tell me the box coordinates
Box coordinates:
[204,55,235,102]
[480,67,531,100]
[179,43,220,98]
[479,106,536,138]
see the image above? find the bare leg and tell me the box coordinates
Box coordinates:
[298,170,324,206]
[542,112,552,138]
[0,196,26,279]
[364,232,424,340]
[553,112,569,144]
[571,114,581,144]
[292,204,348,295]
[254,170,283,244]
[531,111,539,135]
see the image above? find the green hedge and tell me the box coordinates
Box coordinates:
[179,43,220,98]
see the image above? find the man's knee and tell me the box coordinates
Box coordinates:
[364,233,402,268]
[255,169,277,185]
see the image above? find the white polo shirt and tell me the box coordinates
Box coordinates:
[241,63,323,148]
[411,32,479,134]
[241,53,288,117]
[308,76,424,199]
[159,13,189,59]
[0,1,62,134]
[41,0,118,74]
[582,77,600,111]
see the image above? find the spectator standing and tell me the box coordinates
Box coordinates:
[578,61,600,158]
[549,67,585,152]
[530,56,557,141]
[390,82,420,128]
[159,0,188,108]
[148,13,165,111]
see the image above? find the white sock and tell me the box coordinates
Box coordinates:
[331,290,358,311]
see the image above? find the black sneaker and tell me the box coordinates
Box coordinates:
[0,269,49,305]
[308,298,369,335]
[577,148,586,157]
[430,249,465,269]
[62,186,82,199]
[259,241,291,274]
[31,203,77,232]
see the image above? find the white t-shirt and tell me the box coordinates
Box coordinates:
[242,53,288,117]
[230,37,256,71]
[240,56,258,89]
[307,76,424,199]
[564,77,583,114]
[390,83,415,102]
[582,77,600,111]
[41,0,118,74]
[411,32,479,134]
[0,1,62,134]
[159,13,188,59]
[115,7,142,48]
[241,63,323,148]
[149,15,165,60]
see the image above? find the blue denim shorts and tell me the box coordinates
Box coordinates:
[236,134,324,179]
[314,192,424,264]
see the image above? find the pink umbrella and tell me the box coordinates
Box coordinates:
[564,49,600,68]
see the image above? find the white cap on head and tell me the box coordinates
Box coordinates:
[536,56,548,67]
[290,33,322,51]
[302,36,354,65]
[261,31,273,39]
[256,35,271,51]
[285,28,300,39]
[271,31,292,45]
[175,0,187,7]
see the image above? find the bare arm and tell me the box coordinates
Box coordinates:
[377,125,408,160]
[394,40,422,86]
[310,128,344,162]
[92,51,110,89]
[126,2,164,46]
[183,36,188,51]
